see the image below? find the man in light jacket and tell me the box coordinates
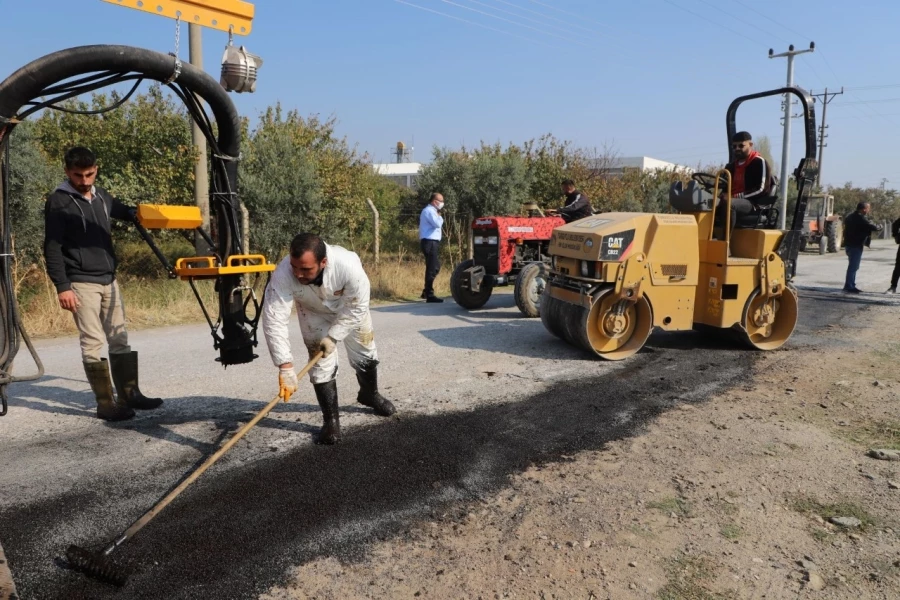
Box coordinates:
[419,192,444,303]
[262,232,396,445]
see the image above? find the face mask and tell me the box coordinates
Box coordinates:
[436,201,445,210]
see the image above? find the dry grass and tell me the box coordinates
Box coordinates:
[367,253,452,303]
[17,256,451,339]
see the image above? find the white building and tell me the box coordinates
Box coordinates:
[372,162,422,189]
[591,156,694,176]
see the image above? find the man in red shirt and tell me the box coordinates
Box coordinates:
[723,131,775,227]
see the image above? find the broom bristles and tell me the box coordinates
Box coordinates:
[65,544,128,587]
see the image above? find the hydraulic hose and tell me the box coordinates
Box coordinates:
[0,44,258,411]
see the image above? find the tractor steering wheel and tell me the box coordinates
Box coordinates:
[691,172,727,195]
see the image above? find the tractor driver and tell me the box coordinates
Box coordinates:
[549,179,594,223]
[262,232,396,445]
[723,131,775,224]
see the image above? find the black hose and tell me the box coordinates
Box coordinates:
[0,44,256,409]
[0,132,45,414]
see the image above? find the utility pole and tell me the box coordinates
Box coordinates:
[189,23,210,254]
[811,87,843,189]
[769,42,815,229]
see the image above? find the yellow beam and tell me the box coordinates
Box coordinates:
[100,0,255,35]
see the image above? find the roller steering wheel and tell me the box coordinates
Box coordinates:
[691,172,726,194]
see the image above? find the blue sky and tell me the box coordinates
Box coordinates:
[3,0,899,189]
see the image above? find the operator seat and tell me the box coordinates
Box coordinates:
[668,180,713,213]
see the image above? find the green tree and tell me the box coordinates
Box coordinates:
[35,85,195,204]
[239,106,323,260]
[6,121,59,264]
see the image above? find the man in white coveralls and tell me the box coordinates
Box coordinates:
[262,232,396,445]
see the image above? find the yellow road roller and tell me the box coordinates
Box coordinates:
[540,86,819,359]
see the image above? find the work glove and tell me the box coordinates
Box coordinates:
[278,366,298,402]
[319,336,337,357]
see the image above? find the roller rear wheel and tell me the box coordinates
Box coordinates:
[739,285,798,350]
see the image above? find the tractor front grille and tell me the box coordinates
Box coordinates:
[473,229,500,274]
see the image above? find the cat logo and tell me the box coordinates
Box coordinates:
[607,237,624,249]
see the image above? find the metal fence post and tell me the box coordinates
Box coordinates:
[365,198,380,265]
[467,211,474,260]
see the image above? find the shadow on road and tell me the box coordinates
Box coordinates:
[0,339,752,600]
[6,378,364,453]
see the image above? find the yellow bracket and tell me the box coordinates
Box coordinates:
[100,0,255,35]
[760,252,785,298]
[174,254,275,280]
[137,204,203,229]
[613,253,648,303]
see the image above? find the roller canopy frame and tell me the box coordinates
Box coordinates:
[725,86,819,280]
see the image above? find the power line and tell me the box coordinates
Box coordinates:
[661,0,769,47]
[461,0,574,36]
[695,0,791,44]
[527,0,626,36]
[830,97,900,107]
[392,0,555,47]
[438,0,585,45]
[487,0,614,39]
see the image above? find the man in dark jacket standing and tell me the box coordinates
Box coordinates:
[554,179,593,223]
[44,146,162,421]
[842,201,883,294]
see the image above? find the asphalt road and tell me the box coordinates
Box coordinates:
[1,242,897,599]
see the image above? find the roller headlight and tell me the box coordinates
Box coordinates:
[580,260,590,277]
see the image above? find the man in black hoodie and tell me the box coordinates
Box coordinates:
[44,146,162,421]
[841,201,883,294]
[553,179,593,223]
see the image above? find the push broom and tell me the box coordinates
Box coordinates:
[66,352,324,586]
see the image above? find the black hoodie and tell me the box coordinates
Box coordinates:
[43,181,133,293]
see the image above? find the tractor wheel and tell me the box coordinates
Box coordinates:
[540,285,654,360]
[825,220,841,253]
[450,259,493,310]
[738,285,798,351]
[514,262,548,318]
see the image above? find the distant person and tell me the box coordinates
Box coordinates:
[552,179,593,223]
[842,202,883,293]
[262,232,396,445]
[887,216,900,294]
[43,146,162,422]
[723,131,775,226]
[418,192,444,303]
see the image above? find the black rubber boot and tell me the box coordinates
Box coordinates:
[84,359,135,422]
[356,364,397,417]
[313,380,341,445]
[109,351,162,410]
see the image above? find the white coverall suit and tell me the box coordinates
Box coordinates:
[262,244,378,384]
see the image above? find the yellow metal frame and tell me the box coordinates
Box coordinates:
[101,0,255,35]
[137,204,203,229]
[174,254,275,280]
[710,169,733,244]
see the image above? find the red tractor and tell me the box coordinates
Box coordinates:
[450,204,565,317]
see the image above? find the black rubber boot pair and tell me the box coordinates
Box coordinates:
[109,351,163,410]
[311,365,397,445]
[356,364,397,417]
[313,380,341,445]
[83,359,134,422]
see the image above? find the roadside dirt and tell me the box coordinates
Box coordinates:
[263,304,900,600]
